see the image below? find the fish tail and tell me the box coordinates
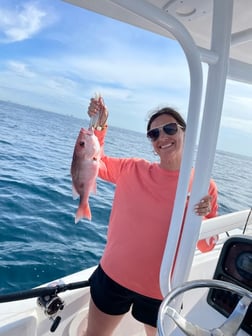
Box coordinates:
[75,202,92,223]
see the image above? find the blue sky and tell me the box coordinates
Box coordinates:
[0,0,251,157]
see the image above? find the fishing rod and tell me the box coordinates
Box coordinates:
[0,279,89,303]
[0,279,90,332]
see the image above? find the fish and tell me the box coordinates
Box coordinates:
[71,127,100,223]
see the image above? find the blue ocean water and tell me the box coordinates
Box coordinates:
[0,100,251,294]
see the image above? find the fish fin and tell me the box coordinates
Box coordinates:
[75,202,91,223]
[72,184,79,200]
[90,182,97,194]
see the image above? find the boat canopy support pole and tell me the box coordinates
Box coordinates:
[171,0,234,289]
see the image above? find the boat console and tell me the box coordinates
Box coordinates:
[158,236,252,336]
[207,236,252,334]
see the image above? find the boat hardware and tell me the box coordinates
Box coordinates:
[0,280,89,332]
[37,293,64,332]
[158,279,252,336]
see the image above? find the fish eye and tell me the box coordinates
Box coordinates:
[79,141,85,147]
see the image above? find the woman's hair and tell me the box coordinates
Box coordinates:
[147,107,186,131]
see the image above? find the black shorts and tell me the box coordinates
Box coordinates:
[88,264,162,327]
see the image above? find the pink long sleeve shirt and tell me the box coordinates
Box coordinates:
[95,128,218,299]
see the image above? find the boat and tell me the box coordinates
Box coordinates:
[0,0,251,335]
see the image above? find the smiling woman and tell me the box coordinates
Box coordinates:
[0,1,251,335]
[76,97,219,336]
[147,108,186,171]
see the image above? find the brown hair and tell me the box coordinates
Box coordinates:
[147,107,186,131]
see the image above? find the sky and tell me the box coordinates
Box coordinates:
[0,0,251,157]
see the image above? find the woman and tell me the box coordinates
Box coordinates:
[81,97,218,336]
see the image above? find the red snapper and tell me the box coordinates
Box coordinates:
[71,127,100,223]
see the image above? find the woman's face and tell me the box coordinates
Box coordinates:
[149,114,185,170]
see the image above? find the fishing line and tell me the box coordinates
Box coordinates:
[242,207,252,234]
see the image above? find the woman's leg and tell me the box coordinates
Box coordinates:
[81,298,125,336]
[144,324,157,336]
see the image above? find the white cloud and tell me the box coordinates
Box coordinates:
[6,60,36,77]
[225,94,252,119]
[221,115,252,134]
[0,2,55,43]
[28,49,189,94]
[220,80,252,134]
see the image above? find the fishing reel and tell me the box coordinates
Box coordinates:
[0,278,90,333]
[37,290,64,332]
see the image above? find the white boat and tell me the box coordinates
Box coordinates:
[0,1,251,335]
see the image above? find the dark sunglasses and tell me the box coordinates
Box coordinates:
[147,122,183,141]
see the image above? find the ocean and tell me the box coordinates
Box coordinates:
[0,100,251,294]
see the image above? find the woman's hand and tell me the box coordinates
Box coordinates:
[194,195,212,217]
[88,95,108,127]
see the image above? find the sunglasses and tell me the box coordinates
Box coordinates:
[147,122,183,141]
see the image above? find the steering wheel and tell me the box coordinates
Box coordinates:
[157,279,252,336]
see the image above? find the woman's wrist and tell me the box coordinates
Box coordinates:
[95,124,107,131]
[96,112,108,130]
